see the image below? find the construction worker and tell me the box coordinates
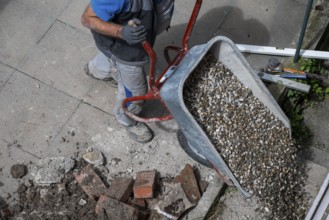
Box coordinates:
[81,0,174,143]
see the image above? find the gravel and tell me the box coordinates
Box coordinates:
[183,54,308,219]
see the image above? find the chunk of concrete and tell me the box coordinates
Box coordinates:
[95,195,139,220]
[31,157,75,185]
[151,182,194,220]
[82,149,104,166]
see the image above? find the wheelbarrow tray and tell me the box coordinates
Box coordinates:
[160,36,291,197]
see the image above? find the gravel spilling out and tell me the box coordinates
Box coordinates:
[183,54,307,219]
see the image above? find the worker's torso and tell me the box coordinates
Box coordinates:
[92,0,157,64]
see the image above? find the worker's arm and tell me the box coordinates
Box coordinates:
[81,4,123,38]
[81,4,146,45]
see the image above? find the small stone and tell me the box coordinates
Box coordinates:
[10,164,27,179]
[83,149,104,166]
[40,189,49,199]
[78,199,87,206]
[127,168,133,174]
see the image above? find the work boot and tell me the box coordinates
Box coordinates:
[125,122,153,143]
[84,63,118,88]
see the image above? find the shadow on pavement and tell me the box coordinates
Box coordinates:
[0,0,10,13]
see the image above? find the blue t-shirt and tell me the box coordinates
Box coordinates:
[90,0,130,22]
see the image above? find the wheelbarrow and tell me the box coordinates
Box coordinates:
[122,0,291,198]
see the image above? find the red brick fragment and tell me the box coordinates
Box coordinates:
[95,195,139,220]
[174,164,201,204]
[108,177,134,202]
[73,164,108,199]
[95,195,108,215]
[133,170,157,199]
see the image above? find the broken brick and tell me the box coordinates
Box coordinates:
[74,164,109,199]
[108,177,134,202]
[174,164,201,204]
[129,198,146,210]
[133,170,157,199]
[199,179,209,194]
[95,195,139,220]
[95,195,108,215]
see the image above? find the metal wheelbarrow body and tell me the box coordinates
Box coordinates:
[160,36,291,198]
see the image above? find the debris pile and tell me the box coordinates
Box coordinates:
[1,156,208,220]
[184,54,307,219]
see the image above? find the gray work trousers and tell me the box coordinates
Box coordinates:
[88,53,147,126]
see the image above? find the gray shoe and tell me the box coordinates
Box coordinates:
[125,122,154,143]
[84,64,118,88]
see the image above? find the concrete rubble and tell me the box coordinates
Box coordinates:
[1,153,209,219]
[31,157,75,186]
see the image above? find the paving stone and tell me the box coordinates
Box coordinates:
[74,164,109,199]
[45,103,129,161]
[108,177,134,202]
[31,157,75,185]
[15,0,70,18]
[95,195,139,220]
[58,0,90,34]
[0,0,54,68]
[175,164,201,204]
[134,170,157,199]
[19,21,98,99]
[0,63,14,89]
[83,81,117,115]
[0,72,79,157]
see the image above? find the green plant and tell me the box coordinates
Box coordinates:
[299,58,325,75]
[282,58,328,145]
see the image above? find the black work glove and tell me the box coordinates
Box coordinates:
[122,20,147,45]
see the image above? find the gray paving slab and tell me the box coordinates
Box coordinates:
[0,63,14,89]
[0,71,79,158]
[58,0,90,34]
[19,21,98,99]
[83,80,117,115]
[303,99,329,153]
[15,0,70,18]
[0,139,38,202]
[0,0,54,68]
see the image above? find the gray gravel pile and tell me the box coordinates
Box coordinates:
[183,54,307,219]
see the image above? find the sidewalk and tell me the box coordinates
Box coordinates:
[0,0,324,218]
